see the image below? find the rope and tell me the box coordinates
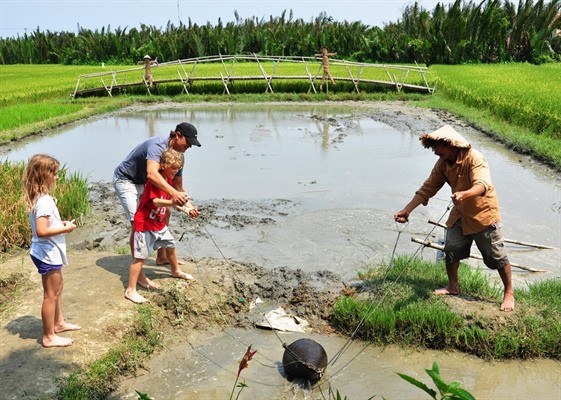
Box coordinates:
[327,201,453,370]
[176,218,306,378]
[173,200,454,389]
[195,220,340,380]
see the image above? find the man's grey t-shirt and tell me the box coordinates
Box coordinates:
[114,136,183,184]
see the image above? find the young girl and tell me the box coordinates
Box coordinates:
[23,154,80,348]
[125,148,199,304]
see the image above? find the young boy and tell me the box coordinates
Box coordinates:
[125,148,200,304]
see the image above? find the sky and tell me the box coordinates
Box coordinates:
[0,0,445,39]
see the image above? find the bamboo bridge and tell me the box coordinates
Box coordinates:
[71,54,435,98]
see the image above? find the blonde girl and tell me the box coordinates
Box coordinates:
[23,154,80,348]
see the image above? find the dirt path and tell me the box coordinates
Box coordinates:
[0,230,346,400]
[0,250,136,399]
[2,101,558,399]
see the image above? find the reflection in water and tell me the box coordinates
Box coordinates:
[111,328,561,400]
[1,103,559,281]
[147,112,157,137]
[2,103,560,399]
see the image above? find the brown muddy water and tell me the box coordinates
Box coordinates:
[1,103,560,399]
[108,328,561,400]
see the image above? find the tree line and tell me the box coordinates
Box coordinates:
[1,0,559,66]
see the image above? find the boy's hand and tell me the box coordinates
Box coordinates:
[188,207,200,219]
[177,200,200,219]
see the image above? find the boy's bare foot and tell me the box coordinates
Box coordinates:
[500,293,515,312]
[433,287,459,296]
[138,278,160,290]
[124,290,148,304]
[171,271,195,281]
[156,258,186,266]
[54,322,81,333]
[43,335,73,348]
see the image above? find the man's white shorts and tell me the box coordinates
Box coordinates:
[113,177,144,222]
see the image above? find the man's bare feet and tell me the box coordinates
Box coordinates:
[124,289,148,304]
[171,271,195,281]
[138,278,160,290]
[42,335,73,348]
[500,293,515,312]
[433,287,459,296]
[54,322,81,333]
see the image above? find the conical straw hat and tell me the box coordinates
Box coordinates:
[419,125,471,149]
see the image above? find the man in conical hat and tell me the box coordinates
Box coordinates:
[394,125,515,311]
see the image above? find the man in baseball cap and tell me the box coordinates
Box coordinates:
[175,122,201,147]
[113,121,201,290]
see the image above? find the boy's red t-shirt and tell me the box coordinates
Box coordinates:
[133,179,171,232]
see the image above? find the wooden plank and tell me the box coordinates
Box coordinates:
[303,57,317,94]
[427,220,555,249]
[71,55,434,97]
[253,53,274,93]
[411,237,548,273]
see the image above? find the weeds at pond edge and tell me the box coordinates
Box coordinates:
[54,255,560,398]
[57,305,162,400]
[0,270,32,315]
[332,255,561,360]
[135,359,475,400]
[229,345,257,400]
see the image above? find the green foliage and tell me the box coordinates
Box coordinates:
[332,255,561,360]
[0,64,135,145]
[430,62,561,170]
[135,391,153,400]
[397,361,476,400]
[0,64,103,107]
[0,1,559,65]
[431,63,561,138]
[0,160,28,252]
[57,305,161,400]
[54,168,90,225]
[0,102,84,131]
[0,160,90,253]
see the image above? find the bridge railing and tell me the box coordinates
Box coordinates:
[71,54,435,98]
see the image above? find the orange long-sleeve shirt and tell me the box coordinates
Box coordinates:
[415,147,502,235]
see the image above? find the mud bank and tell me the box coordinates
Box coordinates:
[1,101,560,399]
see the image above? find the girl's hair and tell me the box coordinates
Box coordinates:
[160,148,183,170]
[22,154,59,210]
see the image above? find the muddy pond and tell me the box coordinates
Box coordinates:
[1,102,560,399]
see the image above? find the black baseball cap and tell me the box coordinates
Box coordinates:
[175,122,201,147]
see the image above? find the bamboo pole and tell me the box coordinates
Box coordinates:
[427,219,555,250]
[411,237,547,273]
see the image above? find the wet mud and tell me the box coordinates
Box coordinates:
[1,101,560,399]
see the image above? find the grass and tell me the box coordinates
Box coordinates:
[57,305,162,400]
[333,255,561,360]
[0,62,559,170]
[0,160,91,253]
[428,63,561,170]
[1,61,560,397]
[0,270,32,315]
[430,63,561,137]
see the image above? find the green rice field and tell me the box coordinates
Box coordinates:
[0,62,560,170]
